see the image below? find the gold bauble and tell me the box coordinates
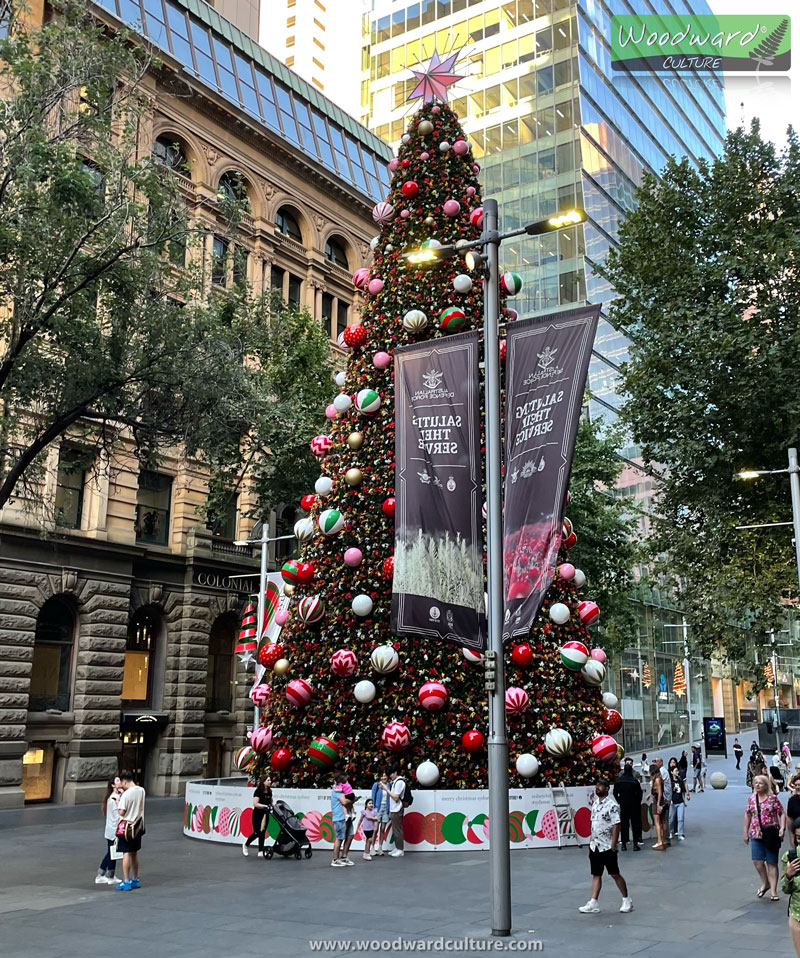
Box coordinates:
[345,468,363,487]
[347,432,364,450]
[616,744,625,760]
[283,584,295,597]
[273,658,290,676]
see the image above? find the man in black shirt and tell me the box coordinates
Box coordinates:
[733,739,744,770]
[613,758,644,851]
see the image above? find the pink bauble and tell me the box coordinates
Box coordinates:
[248,726,273,752]
[352,267,370,289]
[372,201,394,224]
[420,151,430,160]
[505,686,530,715]
[443,199,461,217]
[381,721,411,751]
[431,105,441,114]
[418,680,448,711]
[337,330,351,351]
[590,648,607,663]
[286,678,313,708]
[249,683,270,706]
[591,734,618,763]
[400,209,410,219]
[331,649,359,677]
[578,600,600,626]
[274,609,289,626]
[388,158,399,172]
[373,351,391,369]
[466,186,476,196]
[325,404,337,419]
[368,278,384,295]
[301,809,323,842]
[472,163,481,173]
[558,563,575,581]
[453,139,469,155]
[344,547,363,567]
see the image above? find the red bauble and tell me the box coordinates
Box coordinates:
[297,562,316,584]
[401,158,410,168]
[462,729,485,753]
[401,180,420,198]
[603,709,623,734]
[382,497,396,518]
[300,494,315,512]
[382,556,395,580]
[511,643,533,667]
[270,747,292,771]
[500,339,506,364]
[343,324,368,349]
[259,643,283,669]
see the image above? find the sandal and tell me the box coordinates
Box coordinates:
[770,895,780,901]
[757,887,768,898]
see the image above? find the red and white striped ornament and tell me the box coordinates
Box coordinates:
[298,595,325,625]
[381,721,411,751]
[418,681,448,711]
[591,734,618,763]
[286,678,313,708]
[310,434,333,458]
[330,649,358,677]
[469,207,484,228]
[372,201,395,224]
[560,640,589,670]
[577,600,600,625]
[235,601,257,653]
[505,686,530,715]
[462,647,484,663]
[248,726,273,753]
[249,683,270,707]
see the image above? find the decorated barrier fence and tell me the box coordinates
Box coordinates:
[184,780,656,852]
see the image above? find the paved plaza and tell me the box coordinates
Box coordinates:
[0,735,791,958]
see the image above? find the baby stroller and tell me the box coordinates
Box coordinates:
[264,800,313,860]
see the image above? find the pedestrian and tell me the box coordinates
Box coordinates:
[638,753,649,784]
[668,758,689,841]
[242,773,272,858]
[339,773,357,864]
[379,767,407,858]
[96,775,123,885]
[650,763,668,851]
[748,750,767,789]
[744,774,786,900]
[785,743,794,768]
[678,750,688,781]
[787,781,800,844]
[358,798,377,861]
[613,758,642,851]
[692,747,704,792]
[371,771,391,856]
[578,778,633,914]
[654,757,672,845]
[734,739,744,770]
[772,751,786,793]
[780,818,800,956]
[330,772,354,867]
[115,770,145,891]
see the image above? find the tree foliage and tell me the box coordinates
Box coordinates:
[0,3,330,521]
[602,121,800,662]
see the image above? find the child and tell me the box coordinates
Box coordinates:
[358,798,377,861]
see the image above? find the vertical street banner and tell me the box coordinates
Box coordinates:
[391,331,486,651]
[502,305,600,643]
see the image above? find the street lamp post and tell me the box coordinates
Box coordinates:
[406,202,586,938]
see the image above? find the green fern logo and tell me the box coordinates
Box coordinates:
[749,17,790,66]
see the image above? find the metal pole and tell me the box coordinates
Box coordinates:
[771,632,781,754]
[682,618,694,745]
[788,448,800,598]
[253,522,269,731]
[483,197,511,938]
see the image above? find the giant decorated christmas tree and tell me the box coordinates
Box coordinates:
[239,75,621,791]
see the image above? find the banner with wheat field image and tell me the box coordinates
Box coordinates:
[391,331,486,651]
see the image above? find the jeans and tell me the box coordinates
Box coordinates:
[669,802,685,838]
[99,838,116,877]
[390,810,405,850]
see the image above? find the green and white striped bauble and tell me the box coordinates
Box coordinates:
[439,306,466,333]
[318,508,345,535]
[502,271,523,295]
[356,388,381,414]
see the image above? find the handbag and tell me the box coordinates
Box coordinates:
[116,818,146,842]
[110,839,124,861]
[756,795,781,851]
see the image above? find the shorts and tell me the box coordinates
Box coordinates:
[334,819,354,842]
[376,810,390,824]
[116,833,142,854]
[750,837,779,864]
[589,848,619,877]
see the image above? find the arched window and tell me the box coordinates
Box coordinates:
[29,598,75,711]
[122,609,159,704]
[206,612,237,713]
[324,236,349,269]
[274,505,298,564]
[217,170,251,210]
[275,207,303,244]
[152,134,188,173]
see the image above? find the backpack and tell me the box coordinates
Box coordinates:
[399,778,413,808]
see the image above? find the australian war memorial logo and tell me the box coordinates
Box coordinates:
[523,345,565,385]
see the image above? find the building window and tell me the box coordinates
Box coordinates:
[217,170,250,211]
[206,494,238,540]
[321,292,333,336]
[135,471,172,546]
[275,207,303,244]
[288,273,302,308]
[205,613,237,713]
[122,609,158,703]
[233,246,249,287]
[54,448,85,530]
[286,35,295,47]
[275,505,297,564]
[211,235,228,287]
[337,301,348,339]
[29,597,75,712]
[324,237,348,269]
[21,744,56,803]
[287,15,296,27]
[270,264,285,292]
[152,134,188,174]
[286,55,295,66]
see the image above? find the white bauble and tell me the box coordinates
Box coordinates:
[545,728,573,756]
[370,645,399,673]
[354,680,377,704]
[314,476,333,497]
[334,371,346,387]
[402,133,411,144]
[582,660,606,686]
[403,309,428,332]
[602,691,619,710]
[294,517,315,542]
[439,140,451,151]
[453,273,473,293]
[549,602,571,625]
[370,236,380,250]
[333,393,352,413]
[516,753,540,778]
[573,568,587,588]
[352,594,374,617]
[416,760,440,787]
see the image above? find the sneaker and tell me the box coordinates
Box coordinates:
[343,857,355,866]
[330,859,346,867]
[677,835,685,841]
[95,875,107,884]
[578,900,600,914]
[116,881,133,891]
[389,849,404,858]
[620,899,634,913]
[110,876,123,883]
[130,878,141,889]
[633,844,641,851]
[363,853,372,861]
[374,848,384,856]
[242,844,249,857]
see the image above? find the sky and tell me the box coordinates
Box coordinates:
[710,0,795,146]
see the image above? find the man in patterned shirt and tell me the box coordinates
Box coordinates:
[578,779,634,914]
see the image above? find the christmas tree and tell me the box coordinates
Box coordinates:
[244,93,618,790]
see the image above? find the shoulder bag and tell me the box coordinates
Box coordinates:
[756,795,781,852]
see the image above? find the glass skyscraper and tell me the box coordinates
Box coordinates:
[361,0,726,423]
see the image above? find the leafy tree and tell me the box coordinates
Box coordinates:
[0,3,330,520]
[602,121,800,661]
